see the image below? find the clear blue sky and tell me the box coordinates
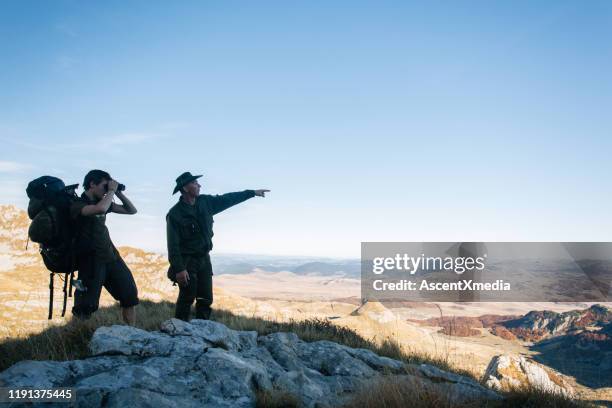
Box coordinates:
[1,1,611,257]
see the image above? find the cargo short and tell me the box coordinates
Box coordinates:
[72,254,139,318]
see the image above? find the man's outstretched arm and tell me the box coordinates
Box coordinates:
[208,189,270,215]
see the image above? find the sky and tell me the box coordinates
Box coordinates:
[1,1,611,258]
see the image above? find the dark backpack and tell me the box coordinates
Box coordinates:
[26,176,79,319]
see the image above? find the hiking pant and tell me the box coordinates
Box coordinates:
[72,254,139,319]
[175,253,213,321]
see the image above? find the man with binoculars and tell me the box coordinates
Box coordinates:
[70,169,139,325]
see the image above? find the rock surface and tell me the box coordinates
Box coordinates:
[483,354,575,396]
[0,319,501,407]
[499,304,612,342]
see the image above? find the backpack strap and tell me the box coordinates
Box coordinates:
[68,270,74,297]
[64,199,82,317]
[61,273,69,317]
[48,272,54,320]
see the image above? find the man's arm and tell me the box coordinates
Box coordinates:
[208,189,270,215]
[111,190,138,215]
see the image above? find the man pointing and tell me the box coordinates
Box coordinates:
[166,172,269,321]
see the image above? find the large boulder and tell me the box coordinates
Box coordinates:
[90,325,175,356]
[0,319,502,407]
[483,354,574,397]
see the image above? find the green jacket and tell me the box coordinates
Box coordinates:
[166,190,255,274]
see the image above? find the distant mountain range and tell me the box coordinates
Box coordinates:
[212,257,361,277]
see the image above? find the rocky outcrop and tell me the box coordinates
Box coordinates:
[498,304,612,342]
[530,319,612,388]
[483,354,574,397]
[574,321,612,352]
[0,319,501,407]
[490,325,517,341]
[0,205,30,252]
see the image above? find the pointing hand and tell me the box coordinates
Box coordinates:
[254,189,270,197]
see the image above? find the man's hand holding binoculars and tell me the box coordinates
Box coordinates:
[105,179,126,193]
[106,179,120,193]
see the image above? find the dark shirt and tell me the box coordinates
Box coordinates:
[70,193,118,262]
[166,190,255,273]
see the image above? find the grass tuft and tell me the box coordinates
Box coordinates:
[342,377,595,408]
[255,389,300,408]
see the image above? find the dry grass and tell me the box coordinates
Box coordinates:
[497,385,595,408]
[373,335,477,380]
[255,389,300,408]
[343,376,486,408]
[343,377,595,408]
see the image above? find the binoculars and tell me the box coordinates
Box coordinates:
[105,182,126,192]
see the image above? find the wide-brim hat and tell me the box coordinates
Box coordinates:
[173,172,203,195]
